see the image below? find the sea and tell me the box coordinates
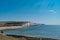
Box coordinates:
[2,25,60,39]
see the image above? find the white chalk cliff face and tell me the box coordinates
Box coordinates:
[22,22,37,26]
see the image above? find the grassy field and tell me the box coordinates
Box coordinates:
[0,33,27,40]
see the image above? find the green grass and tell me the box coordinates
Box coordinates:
[0,33,26,40]
[0,21,28,27]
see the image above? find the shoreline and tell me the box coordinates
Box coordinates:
[0,26,25,30]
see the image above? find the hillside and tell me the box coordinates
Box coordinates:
[0,21,29,27]
[0,33,26,40]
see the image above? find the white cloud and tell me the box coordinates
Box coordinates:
[49,10,56,14]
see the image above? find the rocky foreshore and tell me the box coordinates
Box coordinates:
[6,34,57,40]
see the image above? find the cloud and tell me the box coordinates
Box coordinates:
[49,10,56,14]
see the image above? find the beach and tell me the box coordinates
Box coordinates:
[0,26,25,30]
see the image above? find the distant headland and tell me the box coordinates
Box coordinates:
[0,21,37,30]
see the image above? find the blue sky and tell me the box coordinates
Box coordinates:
[0,0,60,25]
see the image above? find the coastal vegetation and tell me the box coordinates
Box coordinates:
[0,21,28,27]
[0,33,57,40]
[0,33,27,40]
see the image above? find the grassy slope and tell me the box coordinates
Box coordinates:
[0,33,26,40]
[0,21,28,27]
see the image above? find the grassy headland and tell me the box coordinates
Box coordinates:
[0,21,28,27]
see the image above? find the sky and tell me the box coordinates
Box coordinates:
[0,0,60,25]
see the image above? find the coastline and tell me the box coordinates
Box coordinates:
[0,26,25,30]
